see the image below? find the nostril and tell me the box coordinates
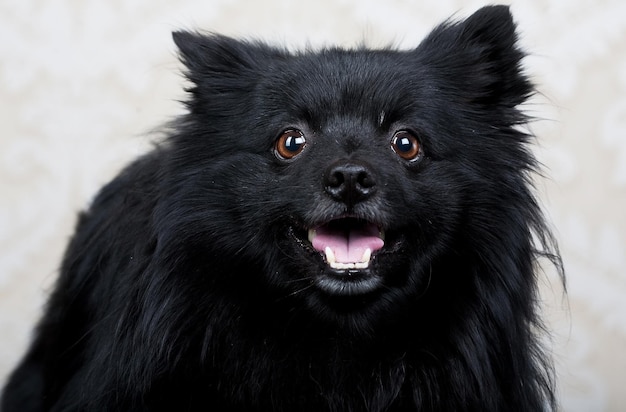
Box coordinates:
[357,170,375,189]
[327,170,345,189]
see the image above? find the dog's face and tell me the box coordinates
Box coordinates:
[164,7,532,327]
[251,53,456,307]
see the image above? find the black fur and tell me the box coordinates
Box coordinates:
[2,6,563,411]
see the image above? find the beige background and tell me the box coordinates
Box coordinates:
[1,1,624,410]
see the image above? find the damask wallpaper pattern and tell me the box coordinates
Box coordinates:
[0,0,624,410]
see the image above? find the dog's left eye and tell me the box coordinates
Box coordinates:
[275,129,307,160]
[391,130,421,161]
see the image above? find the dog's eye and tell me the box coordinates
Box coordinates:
[275,129,307,160]
[391,130,421,161]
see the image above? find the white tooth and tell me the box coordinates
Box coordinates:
[324,247,336,264]
[331,262,356,270]
[329,261,370,270]
[308,229,316,243]
[361,248,372,263]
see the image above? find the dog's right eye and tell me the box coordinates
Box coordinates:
[275,129,307,160]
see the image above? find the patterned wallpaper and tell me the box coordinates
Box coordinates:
[0,1,624,410]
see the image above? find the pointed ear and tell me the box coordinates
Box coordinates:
[172,31,264,85]
[417,5,532,109]
[172,32,283,115]
[457,5,519,55]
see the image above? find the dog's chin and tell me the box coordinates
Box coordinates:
[314,267,382,296]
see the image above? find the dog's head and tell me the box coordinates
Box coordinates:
[160,6,539,328]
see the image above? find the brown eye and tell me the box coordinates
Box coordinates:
[275,129,307,160]
[391,130,421,161]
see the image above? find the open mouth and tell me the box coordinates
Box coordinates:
[307,218,385,271]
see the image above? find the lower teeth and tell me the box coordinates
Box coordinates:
[324,247,372,270]
[329,261,369,270]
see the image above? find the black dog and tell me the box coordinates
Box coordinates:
[2,5,563,411]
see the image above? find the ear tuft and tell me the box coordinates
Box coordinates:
[172,31,283,86]
[418,5,532,109]
[460,5,517,50]
[172,30,203,62]
[172,31,211,77]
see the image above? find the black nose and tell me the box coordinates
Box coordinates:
[323,162,376,206]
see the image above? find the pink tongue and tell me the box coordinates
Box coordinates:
[311,223,384,263]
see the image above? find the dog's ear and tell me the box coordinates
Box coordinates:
[172,32,283,114]
[417,5,532,109]
[173,32,268,83]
